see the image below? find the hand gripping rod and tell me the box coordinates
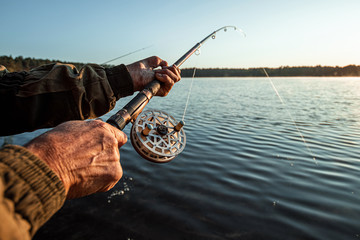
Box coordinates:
[107,26,237,130]
[106,46,201,130]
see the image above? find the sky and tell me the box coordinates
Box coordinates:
[1,0,359,68]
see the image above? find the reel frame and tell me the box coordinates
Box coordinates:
[130,109,186,163]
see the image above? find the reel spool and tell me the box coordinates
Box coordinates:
[130,109,186,163]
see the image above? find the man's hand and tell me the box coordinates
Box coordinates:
[24,120,127,199]
[126,56,181,96]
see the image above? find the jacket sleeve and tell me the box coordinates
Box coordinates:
[0,63,134,136]
[0,145,66,239]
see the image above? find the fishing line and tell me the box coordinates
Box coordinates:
[182,68,196,121]
[101,45,153,65]
[263,68,318,165]
[180,26,245,122]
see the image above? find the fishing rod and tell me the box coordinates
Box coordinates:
[107,26,240,163]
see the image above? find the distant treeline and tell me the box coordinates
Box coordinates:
[0,55,85,72]
[181,65,360,77]
[1,55,359,77]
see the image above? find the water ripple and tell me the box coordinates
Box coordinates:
[31,77,360,240]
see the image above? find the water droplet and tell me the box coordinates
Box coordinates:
[224,28,227,32]
[211,35,216,39]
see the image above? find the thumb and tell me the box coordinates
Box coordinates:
[146,56,168,68]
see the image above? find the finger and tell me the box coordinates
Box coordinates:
[147,56,168,68]
[160,65,181,80]
[176,66,181,75]
[158,60,168,68]
[114,130,127,147]
[155,73,174,97]
[105,123,128,147]
[155,72,174,86]
[155,68,180,83]
[172,64,181,75]
[167,65,181,82]
[106,161,123,190]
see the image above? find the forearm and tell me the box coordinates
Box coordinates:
[0,63,133,136]
[0,145,66,238]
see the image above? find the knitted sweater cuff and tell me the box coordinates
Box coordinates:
[105,64,134,100]
[0,145,66,235]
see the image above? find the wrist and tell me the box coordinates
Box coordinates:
[105,64,134,99]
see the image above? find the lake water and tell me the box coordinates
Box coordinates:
[3,77,360,240]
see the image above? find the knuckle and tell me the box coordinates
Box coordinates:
[110,163,123,182]
[102,163,122,192]
[151,55,160,62]
[123,133,128,143]
[115,167,123,181]
[108,135,119,146]
[101,184,114,192]
[91,119,107,129]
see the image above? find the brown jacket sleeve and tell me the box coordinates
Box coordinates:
[0,145,66,239]
[0,63,134,136]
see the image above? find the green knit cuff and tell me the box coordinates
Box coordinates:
[105,64,134,100]
[0,145,66,235]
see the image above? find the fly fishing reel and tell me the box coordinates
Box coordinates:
[130,109,186,163]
